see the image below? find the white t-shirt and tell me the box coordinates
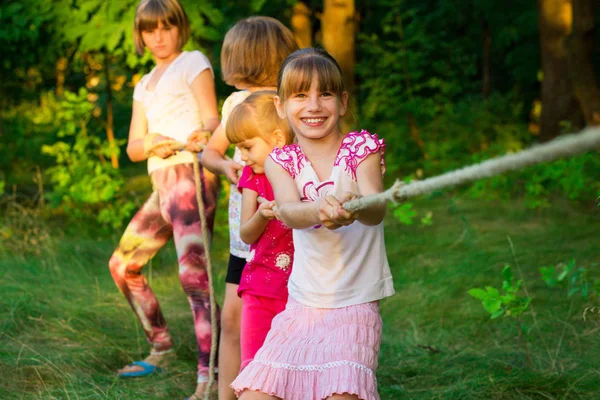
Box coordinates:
[269,130,396,308]
[221,91,252,258]
[133,51,214,173]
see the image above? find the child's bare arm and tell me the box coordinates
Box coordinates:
[265,158,321,229]
[201,124,243,184]
[190,69,220,133]
[240,188,274,244]
[352,152,386,225]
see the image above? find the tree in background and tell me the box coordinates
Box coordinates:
[537,0,582,141]
[291,1,313,48]
[567,0,600,127]
[321,0,356,97]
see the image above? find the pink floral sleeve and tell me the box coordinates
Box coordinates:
[335,130,386,180]
[269,145,306,179]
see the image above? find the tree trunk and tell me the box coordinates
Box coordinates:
[321,0,356,96]
[482,20,491,99]
[397,13,426,157]
[567,0,600,126]
[321,0,356,131]
[291,1,312,48]
[56,57,68,98]
[537,0,582,141]
[104,54,119,169]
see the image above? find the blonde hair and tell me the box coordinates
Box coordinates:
[133,0,190,56]
[221,16,299,87]
[277,47,345,102]
[226,91,295,145]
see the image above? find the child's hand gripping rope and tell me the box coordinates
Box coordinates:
[143,131,211,158]
[343,126,600,213]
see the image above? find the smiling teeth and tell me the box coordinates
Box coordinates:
[304,118,324,123]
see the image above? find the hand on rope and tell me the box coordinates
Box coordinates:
[143,130,211,158]
[186,130,212,153]
[257,196,279,221]
[319,192,360,230]
[143,133,179,158]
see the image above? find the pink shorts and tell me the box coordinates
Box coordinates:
[240,293,287,371]
[231,298,382,400]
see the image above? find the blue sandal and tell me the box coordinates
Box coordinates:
[118,361,161,378]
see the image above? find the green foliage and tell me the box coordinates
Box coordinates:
[540,259,600,300]
[391,203,416,225]
[41,89,133,229]
[0,1,66,102]
[468,265,531,319]
[354,0,596,210]
[469,150,600,208]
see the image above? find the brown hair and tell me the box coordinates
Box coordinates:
[221,16,299,87]
[277,47,345,102]
[133,0,190,56]
[226,91,295,145]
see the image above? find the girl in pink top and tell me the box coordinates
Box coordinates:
[231,48,394,400]
[224,91,296,371]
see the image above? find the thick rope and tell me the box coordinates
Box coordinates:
[344,126,600,213]
[146,136,217,400]
[192,157,218,400]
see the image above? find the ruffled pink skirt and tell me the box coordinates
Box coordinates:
[231,298,382,400]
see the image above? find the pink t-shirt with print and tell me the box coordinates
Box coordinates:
[237,166,294,301]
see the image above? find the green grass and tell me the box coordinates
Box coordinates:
[1,194,599,399]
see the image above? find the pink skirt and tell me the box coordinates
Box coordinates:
[231,298,382,400]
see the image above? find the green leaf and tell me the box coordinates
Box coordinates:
[540,266,556,286]
[468,288,487,300]
[483,298,502,314]
[485,286,500,297]
[502,265,514,284]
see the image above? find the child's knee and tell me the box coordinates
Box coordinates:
[220,301,242,336]
[108,252,123,278]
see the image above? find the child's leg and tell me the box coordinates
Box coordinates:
[240,294,287,370]
[109,190,174,368]
[164,163,221,386]
[218,278,243,400]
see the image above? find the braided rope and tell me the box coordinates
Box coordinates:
[147,137,217,400]
[191,156,218,400]
[344,126,600,213]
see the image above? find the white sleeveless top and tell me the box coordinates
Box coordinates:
[133,51,213,173]
[221,91,252,258]
[269,130,396,308]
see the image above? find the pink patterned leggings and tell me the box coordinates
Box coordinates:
[109,162,220,378]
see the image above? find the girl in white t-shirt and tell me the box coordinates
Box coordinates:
[231,48,395,400]
[108,1,220,398]
[200,17,297,400]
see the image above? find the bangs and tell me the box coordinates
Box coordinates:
[136,1,178,31]
[225,103,258,144]
[133,0,190,56]
[278,53,344,101]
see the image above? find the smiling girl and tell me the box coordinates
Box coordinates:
[224,91,295,374]
[231,48,395,400]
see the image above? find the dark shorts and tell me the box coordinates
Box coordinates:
[225,254,246,285]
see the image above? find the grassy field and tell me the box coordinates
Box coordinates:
[1,191,599,399]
